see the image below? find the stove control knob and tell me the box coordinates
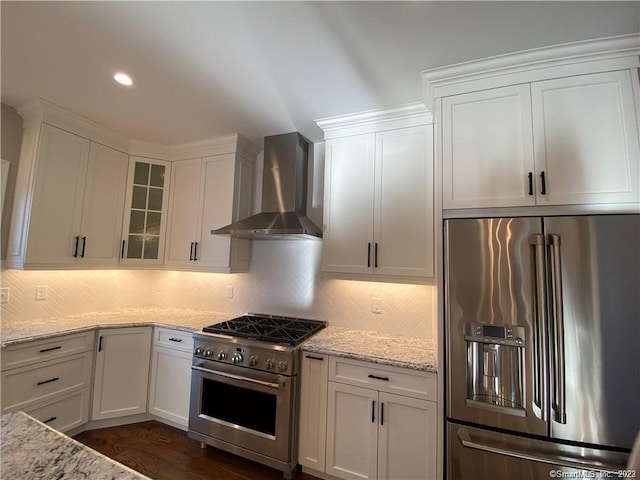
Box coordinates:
[277,361,288,373]
[249,356,259,367]
[218,351,228,361]
[232,352,243,364]
[266,359,275,370]
[204,349,214,358]
[194,347,204,356]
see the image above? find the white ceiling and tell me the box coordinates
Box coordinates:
[2,1,639,148]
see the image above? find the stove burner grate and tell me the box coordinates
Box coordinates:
[202,314,326,346]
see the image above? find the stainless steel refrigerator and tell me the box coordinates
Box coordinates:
[445,215,639,479]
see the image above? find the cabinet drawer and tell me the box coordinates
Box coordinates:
[23,387,91,433]
[1,331,95,371]
[154,327,194,352]
[329,356,436,401]
[1,351,93,411]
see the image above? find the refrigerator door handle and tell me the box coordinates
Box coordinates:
[530,234,549,421]
[457,428,620,474]
[548,234,567,424]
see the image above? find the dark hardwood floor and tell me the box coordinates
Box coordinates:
[73,420,320,480]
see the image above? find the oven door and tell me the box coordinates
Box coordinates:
[188,359,296,463]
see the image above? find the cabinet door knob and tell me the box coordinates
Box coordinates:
[528,172,534,196]
[367,243,371,268]
[81,236,87,258]
[194,242,199,261]
[121,240,126,259]
[73,236,80,258]
[540,171,547,195]
[189,242,194,261]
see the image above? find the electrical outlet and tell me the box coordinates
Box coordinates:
[226,285,234,299]
[0,287,9,304]
[371,298,382,314]
[36,285,48,301]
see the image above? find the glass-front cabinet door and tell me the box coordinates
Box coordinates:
[120,156,171,265]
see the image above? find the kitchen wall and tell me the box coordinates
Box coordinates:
[151,240,437,339]
[0,242,436,339]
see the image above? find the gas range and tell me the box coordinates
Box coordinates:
[192,313,326,376]
[189,313,327,478]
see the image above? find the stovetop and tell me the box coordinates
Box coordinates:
[202,313,326,346]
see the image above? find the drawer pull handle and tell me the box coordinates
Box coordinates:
[39,346,62,353]
[305,355,324,361]
[168,337,183,343]
[43,416,57,424]
[368,374,390,382]
[37,377,60,386]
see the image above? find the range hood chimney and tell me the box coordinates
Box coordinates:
[212,132,322,239]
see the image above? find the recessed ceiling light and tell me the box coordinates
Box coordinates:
[113,72,133,86]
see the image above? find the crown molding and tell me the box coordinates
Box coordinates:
[17,98,131,153]
[422,34,640,111]
[315,103,433,140]
[17,98,260,161]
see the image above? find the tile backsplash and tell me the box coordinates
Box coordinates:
[1,240,436,339]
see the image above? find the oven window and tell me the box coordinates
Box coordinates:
[201,378,277,436]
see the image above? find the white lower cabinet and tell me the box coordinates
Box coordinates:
[148,327,194,428]
[0,331,95,433]
[377,392,437,480]
[92,326,152,420]
[23,387,92,432]
[299,354,437,480]
[326,382,379,480]
[298,353,329,471]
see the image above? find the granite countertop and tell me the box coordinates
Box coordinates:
[1,308,438,373]
[0,306,236,347]
[0,411,150,480]
[302,325,438,373]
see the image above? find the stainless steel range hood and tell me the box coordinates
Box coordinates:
[211,132,322,239]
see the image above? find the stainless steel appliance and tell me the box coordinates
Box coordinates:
[445,215,639,479]
[188,314,326,479]
[212,132,323,239]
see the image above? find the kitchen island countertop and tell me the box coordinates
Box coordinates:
[302,325,437,373]
[0,411,150,480]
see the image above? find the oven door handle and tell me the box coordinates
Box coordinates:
[191,365,281,390]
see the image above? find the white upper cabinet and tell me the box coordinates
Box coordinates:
[80,143,129,264]
[7,99,258,271]
[9,123,128,268]
[425,35,640,213]
[165,150,254,273]
[322,134,376,275]
[318,105,435,281]
[374,126,434,278]
[120,157,171,266]
[442,85,535,209]
[531,70,640,206]
[165,158,202,265]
